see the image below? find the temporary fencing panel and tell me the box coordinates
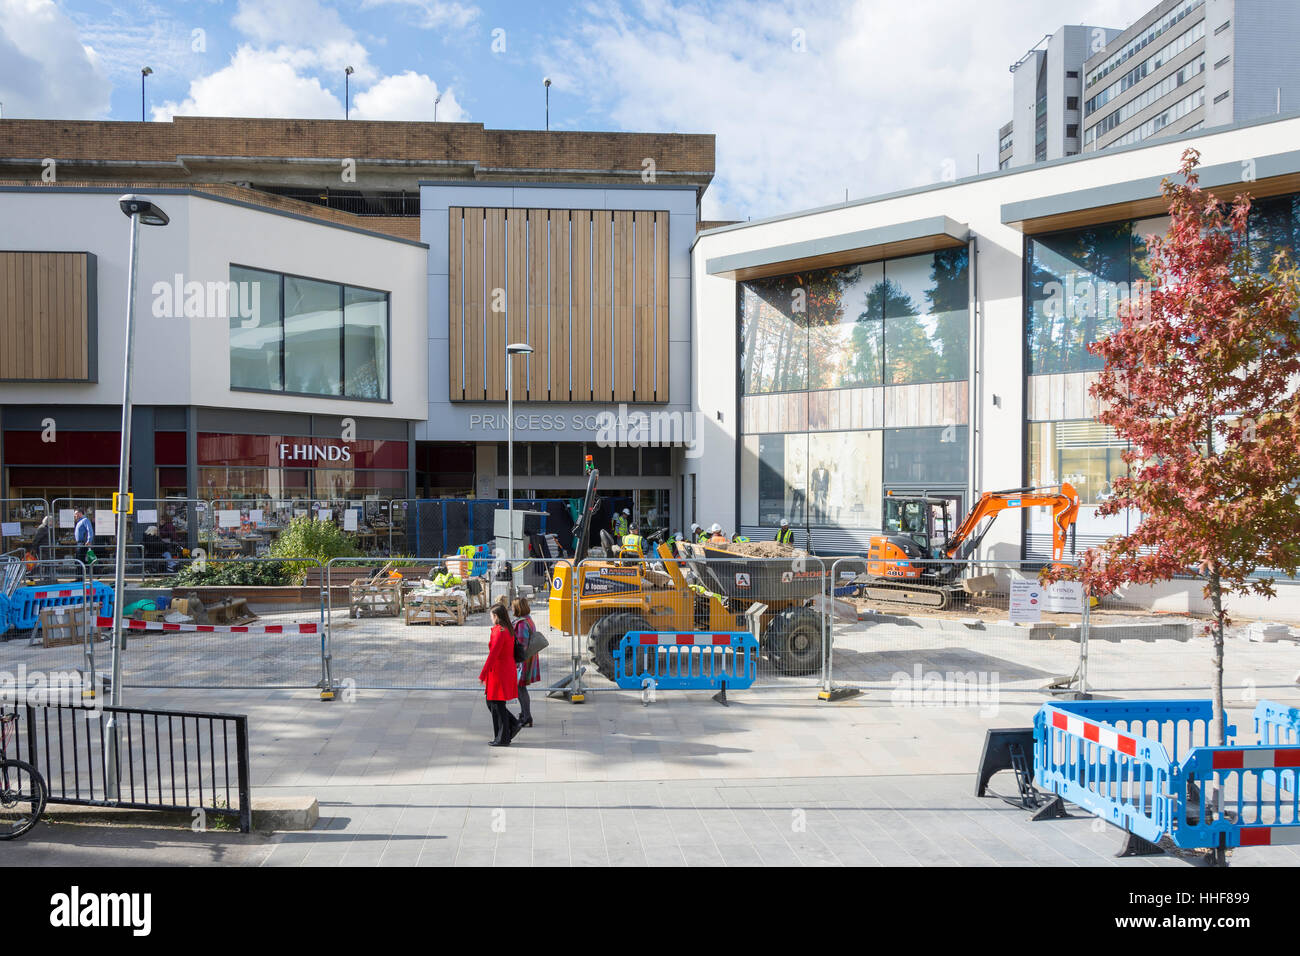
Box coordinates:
[404,498,573,558]
[824,557,1085,699]
[0,559,98,683]
[324,556,561,690]
[0,498,50,557]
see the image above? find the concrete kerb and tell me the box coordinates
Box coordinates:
[38,795,319,832]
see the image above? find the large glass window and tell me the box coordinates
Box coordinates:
[230,267,282,391]
[285,277,342,397]
[1027,421,1127,506]
[883,426,968,485]
[229,266,390,400]
[744,430,882,528]
[741,249,968,395]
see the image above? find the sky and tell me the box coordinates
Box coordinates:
[0,0,1149,220]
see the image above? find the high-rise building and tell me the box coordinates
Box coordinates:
[997,25,1124,170]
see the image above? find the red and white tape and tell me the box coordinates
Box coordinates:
[1050,710,1139,756]
[96,616,318,635]
[635,633,735,646]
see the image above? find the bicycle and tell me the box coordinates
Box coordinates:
[0,712,47,840]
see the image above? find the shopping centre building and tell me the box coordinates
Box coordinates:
[2,111,1300,582]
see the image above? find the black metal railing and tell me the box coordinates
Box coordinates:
[6,703,251,832]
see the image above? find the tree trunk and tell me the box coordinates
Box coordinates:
[1209,566,1227,746]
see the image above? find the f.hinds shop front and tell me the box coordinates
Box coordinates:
[0,406,412,504]
[197,432,408,500]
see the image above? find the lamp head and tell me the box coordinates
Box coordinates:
[543,77,552,88]
[118,194,169,226]
[506,342,534,355]
[141,66,152,77]
[345,65,355,76]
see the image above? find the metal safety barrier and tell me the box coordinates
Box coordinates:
[613,631,758,691]
[5,702,251,832]
[1035,697,1300,854]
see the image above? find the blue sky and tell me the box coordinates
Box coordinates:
[2,0,1144,220]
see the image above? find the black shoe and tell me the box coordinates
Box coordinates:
[519,718,533,728]
[489,739,510,747]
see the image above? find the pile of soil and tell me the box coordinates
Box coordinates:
[707,540,807,558]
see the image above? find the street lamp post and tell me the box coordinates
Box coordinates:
[543,77,551,130]
[506,343,534,602]
[105,196,168,801]
[434,94,441,122]
[345,66,354,120]
[140,67,152,122]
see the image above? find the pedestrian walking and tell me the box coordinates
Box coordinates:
[512,597,540,728]
[479,604,521,747]
[73,509,93,567]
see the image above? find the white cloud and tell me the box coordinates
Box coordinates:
[359,0,480,31]
[0,0,110,118]
[548,0,1155,221]
[152,46,341,120]
[352,71,466,121]
[153,0,470,123]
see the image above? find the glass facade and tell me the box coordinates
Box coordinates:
[229,266,390,400]
[739,249,970,533]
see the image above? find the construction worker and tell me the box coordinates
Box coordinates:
[775,518,794,545]
[689,522,702,542]
[707,523,728,544]
[731,532,749,543]
[612,508,630,538]
[621,526,646,557]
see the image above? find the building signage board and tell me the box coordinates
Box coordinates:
[1045,580,1084,614]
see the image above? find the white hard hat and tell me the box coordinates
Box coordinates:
[709,523,721,533]
[622,508,630,515]
[690,522,700,532]
[780,518,789,526]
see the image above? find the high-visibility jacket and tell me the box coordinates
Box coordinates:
[776,527,794,544]
[613,515,629,537]
[621,533,645,555]
[732,535,749,543]
[709,533,728,544]
[695,530,709,543]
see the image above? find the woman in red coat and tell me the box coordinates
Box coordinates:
[480,604,521,746]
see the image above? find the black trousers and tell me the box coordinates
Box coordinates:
[486,698,519,745]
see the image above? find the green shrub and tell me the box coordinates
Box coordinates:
[269,516,363,582]
[171,560,292,587]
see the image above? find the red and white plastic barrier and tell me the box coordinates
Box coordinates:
[96,616,318,635]
[635,632,735,646]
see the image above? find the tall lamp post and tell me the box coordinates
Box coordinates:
[106,195,168,800]
[345,66,354,119]
[434,93,441,122]
[140,67,152,122]
[506,342,533,601]
[543,77,551,130]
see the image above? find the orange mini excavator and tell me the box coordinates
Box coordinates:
[857,483,1080,609]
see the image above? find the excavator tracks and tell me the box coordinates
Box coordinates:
[860,582,964,610]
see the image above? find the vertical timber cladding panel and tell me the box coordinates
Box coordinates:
[634,211,654,401]
[506,209,527,400]
[463,209,486,400]
[550,210,571,402]
[485,208,507,401]
[654,211,669,401]
[592,211,613,401]
[448,208,464,400]
[527,210,549,400]
[612,210,635,403]
[571,210,592,401]
[0,252,91,381]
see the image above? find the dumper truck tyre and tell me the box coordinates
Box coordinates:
[588,611,652,681]
[765,606,823,676]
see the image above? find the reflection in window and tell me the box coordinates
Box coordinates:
[1027,420,1127,505]
[740,249,968,395]
[229,267,282,391]
[343,287,388,400]
[883,426,968,485]
[285,277,343,397]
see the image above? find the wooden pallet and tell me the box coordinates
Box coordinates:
[404,593,466,626]
[37,602,100,648]
[350,577,403,618]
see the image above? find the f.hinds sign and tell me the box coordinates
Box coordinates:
[278,443,353,463]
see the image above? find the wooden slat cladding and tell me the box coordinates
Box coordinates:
[447,207,670,402]
[0,251,96,382]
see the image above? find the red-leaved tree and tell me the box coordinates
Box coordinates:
[1046,149,1300,743]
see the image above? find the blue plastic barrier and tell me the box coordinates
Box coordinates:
[5,581,114,633]
[1036,698,1300,851]
[614,631,758,691]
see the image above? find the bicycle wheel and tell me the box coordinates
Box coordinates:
[0,760,47,840]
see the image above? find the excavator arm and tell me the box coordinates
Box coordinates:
[943,483,1079,564]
